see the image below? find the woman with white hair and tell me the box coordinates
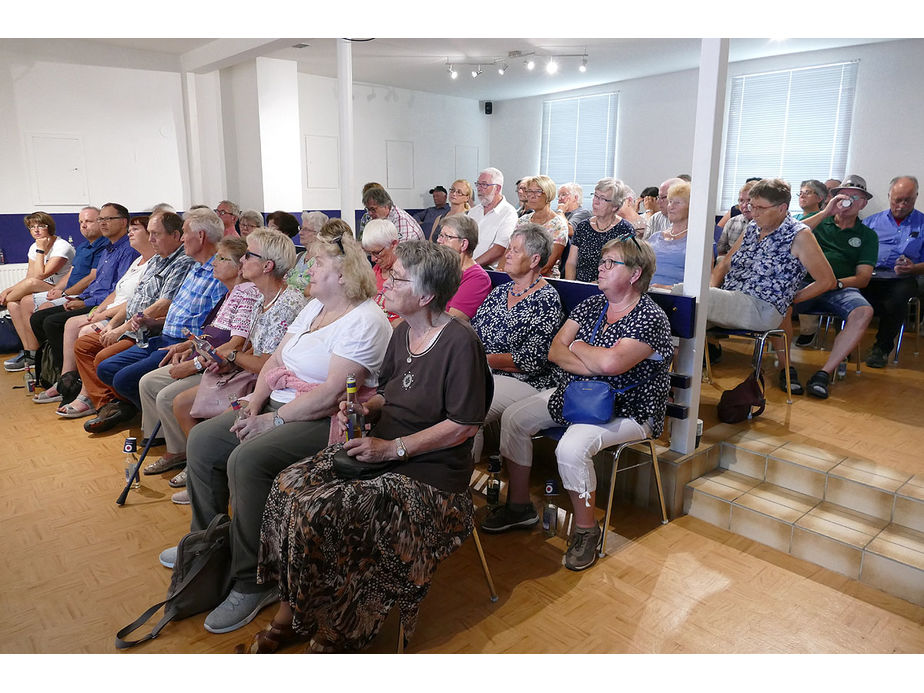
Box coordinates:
[238,210,265,238]
[564,178,636,283]
[361,218,401,323]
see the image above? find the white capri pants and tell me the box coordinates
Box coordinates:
[139,365,203,453]
[471,374,542,463]
[499,388,651,504]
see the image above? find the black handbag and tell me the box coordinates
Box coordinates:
[717,371,766,423]
[0,315,22,353]
[331,445,399,480]
[115,514,233,649]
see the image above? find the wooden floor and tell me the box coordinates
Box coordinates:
[1,329,923,656]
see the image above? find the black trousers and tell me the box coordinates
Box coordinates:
[859,276,918,352]
[29,304,93,371]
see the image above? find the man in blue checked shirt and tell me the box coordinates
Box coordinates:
[85,208,228,433]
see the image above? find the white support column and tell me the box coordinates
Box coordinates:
[336,38,355,232]
[181,70,226,209]
[255,57,302,211]
[671,38,729,454]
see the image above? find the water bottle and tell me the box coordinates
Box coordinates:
[229,396,248,421]
[134,312,148,348]
[541,479,559,537]
[486,455,502,506]
[123,437,140,490]
[24,365,36,394]
[344,375,365,440]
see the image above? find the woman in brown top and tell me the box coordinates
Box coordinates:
[237,240,491,654]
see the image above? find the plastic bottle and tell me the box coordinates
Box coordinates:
[486,455,502,506]
[23,364,36,394]
[344,374,365,441]
[542,479,559,537]
[134,312,149,348]
[123,437,140,490]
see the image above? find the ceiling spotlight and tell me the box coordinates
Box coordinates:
[525,58,535,71]
[546,57,558,75]
[497,62,508,75]
[448,64,458,79]
[472,65,483,78]
[579,56,587,72]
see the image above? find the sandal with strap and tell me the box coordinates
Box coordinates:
[33,387,63,403]
[234,620,299,654]
[56,394,97,419]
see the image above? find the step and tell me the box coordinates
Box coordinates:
[685,467,924,606]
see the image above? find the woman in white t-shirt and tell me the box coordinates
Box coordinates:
[160,232,393,632]
[0,211,75,307]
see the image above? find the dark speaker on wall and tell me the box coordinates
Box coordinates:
[484,101,493,115]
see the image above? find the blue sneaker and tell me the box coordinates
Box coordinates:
[4,351,33,372]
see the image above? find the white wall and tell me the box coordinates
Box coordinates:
[297,73,491,214]
[0,39,189,214]
[491,38,924,216]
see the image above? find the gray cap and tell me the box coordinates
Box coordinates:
[832,174,873,200]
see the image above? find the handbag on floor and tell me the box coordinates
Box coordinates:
[115,514,232,649]
[717,370,766,424]
[0,315,22,353]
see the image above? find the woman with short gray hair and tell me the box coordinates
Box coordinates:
[239,210,265,237]
[564,178,636,283]
[436,214,491,320]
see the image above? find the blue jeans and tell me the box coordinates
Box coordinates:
[97,335,183,409]
[794,287,871,321]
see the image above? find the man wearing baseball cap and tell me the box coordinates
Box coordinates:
[414,185,450,240]
[854,176,923,367]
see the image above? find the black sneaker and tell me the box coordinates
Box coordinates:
[707,342,722,364]
[795,333,816,348]
[779,366,804,395]
[480,502,539,533]
[564,524,602,571]
[806,370,830,399]
[865,344,888,368]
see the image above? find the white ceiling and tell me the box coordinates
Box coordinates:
[84,37,895,102]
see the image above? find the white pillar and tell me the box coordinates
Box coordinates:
[671,38,729,454]
[255,57,302,211]
[336,38,355,233]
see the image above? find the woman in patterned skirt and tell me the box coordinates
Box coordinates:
[237,240,491,653]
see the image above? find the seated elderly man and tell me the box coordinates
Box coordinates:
[716,181,757,261]
[708,178,835,393]
[855,175,924,367]
[215,200,241,237]
[790,180,878,398]
[557,182,591,232]
[414,185,450,239]
[644,177,683,240]
[469,167,518,269]
[362,186,424,243]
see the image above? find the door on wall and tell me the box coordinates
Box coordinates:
[26,133,90,206]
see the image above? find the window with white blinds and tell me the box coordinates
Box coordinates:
[540,92,618,207]
[720,61,858,211]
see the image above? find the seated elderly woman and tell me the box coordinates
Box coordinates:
[435,214,492,320]
[137,231,307,494]
[647,181,690,288]
[470,223,564,462]
[238,210,265,238]
[361,218,402,323]
[235,240,491,654]
[158,231,392,636]
[518,175,569,278]
[483,237,673,572]
[564,178,637,283]
[287,211,331,292]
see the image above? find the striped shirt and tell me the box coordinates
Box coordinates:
[124,246,197,340]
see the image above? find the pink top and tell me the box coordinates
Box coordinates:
[446,263,492,318]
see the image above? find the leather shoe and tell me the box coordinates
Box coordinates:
[84,400,137,433]
[141,436,166,447]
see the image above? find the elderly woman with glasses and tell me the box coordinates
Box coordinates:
[795,179,828,221]
[429,179,473,241]
[483,237,672,572]
[435,214,492,321]
[564,178,637,283]
[518,175,569,278]
[361,218,402,323]
[238,210,265,238]
[235,241,491,654]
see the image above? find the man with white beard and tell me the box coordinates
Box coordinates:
[468,167,518,269]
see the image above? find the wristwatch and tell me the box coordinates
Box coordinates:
[35,249,45,254]
[395,437,408,460]
[273,413,285,427]
[836,280,845,290]
[227,350,238,363]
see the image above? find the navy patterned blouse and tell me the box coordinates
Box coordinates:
[571,218,637,283]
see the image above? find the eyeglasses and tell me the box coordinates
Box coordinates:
[366,246,387,258]
[28,224,49,231]
[617,231,642,251]
[438,232,461,242]
[448,188,467,195]
[383,274,413,287]
[98,216,124,223]
[525,189,544,197]
[215,255,237,263]
[331,235,345,255]
[592,193,613,204]
[215,209,235,217]
[798,190,818,197]
[244,250,264,260]
[475,182,499,189]
[598,258,627,270]
[240,222,259,229]
[746,202,780,212]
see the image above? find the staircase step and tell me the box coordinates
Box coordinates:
[826,458,913,522]
[792,502,889,579]
[862,524,924,606]
[894,475,924,533]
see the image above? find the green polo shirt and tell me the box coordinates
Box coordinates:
[809,216,879,281]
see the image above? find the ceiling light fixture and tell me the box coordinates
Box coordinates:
[497,62,508,75]
[579,55,587,72]
[546,57,558,75]
[472,65,482,78]
[525,58,535,70]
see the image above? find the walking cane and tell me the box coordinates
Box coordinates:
[116,421,162,506]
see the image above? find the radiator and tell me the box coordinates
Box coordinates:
[0,264,28,292]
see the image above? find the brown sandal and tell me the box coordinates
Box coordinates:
[234,620,298,654]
